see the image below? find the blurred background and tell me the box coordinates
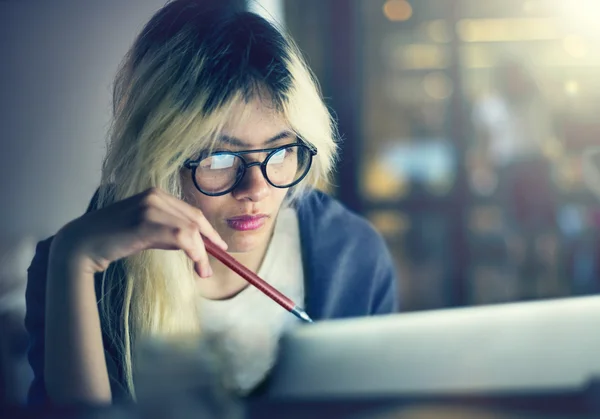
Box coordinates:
[2,0,600,405]
[282,0,600,310]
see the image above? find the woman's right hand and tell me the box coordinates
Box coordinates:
[52,187,228,278]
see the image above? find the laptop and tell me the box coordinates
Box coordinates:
[266,296,600,401]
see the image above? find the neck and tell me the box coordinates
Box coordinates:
[213,237,270,277]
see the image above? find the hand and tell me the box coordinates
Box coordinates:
[53,187,227,278]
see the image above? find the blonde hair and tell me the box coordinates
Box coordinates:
[96,0,338,397]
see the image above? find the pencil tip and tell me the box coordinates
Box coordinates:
[291,306,314,323]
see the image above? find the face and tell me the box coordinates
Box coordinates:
[182,98,293,253]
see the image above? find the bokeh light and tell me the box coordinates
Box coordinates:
[383,0,413,22]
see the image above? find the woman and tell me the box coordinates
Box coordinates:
[24,0,399,406]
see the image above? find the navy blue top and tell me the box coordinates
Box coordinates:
[24,188,399,405]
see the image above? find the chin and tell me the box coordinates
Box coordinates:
[225,229,269,253]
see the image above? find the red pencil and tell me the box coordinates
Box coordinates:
[202,237,313,323]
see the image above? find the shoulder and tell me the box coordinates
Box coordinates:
[293,189,399,316]
[25,236,54,306]
[24,188,123,405]
[24,235,54,404]
[294,189,386,250]
[24,235,55,344]
[25,183,103,310]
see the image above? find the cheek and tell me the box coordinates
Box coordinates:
[187,192,225,224]
[273,188,289,208]
[181,174,221,220]
[181,174,198,202]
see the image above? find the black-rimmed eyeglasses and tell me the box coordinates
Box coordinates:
[183,142,317,196]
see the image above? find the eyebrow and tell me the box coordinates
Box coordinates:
[217,130,295,148]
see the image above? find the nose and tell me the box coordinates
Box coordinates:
[231,163,270,202]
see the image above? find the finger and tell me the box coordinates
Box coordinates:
[136,188,219,276]
[191,231,212,278]
[141,209,213,278]
[169,221,213,278]
[156,190,228,250]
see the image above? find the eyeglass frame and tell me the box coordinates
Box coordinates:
[183,141,318,197]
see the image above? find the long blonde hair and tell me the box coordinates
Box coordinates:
[96,0,338,397]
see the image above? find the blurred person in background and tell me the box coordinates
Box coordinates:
[472,59,559,299]
[24,0,399,407]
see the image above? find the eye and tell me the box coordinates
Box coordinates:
[201,153,236,170]
[269,148,288,164]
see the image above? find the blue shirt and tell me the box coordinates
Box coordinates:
[24,188,399,405]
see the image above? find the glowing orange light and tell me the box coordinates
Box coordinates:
[383,0,413,22]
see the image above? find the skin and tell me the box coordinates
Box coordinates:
[44,97,295,404]
[182,97,293,299]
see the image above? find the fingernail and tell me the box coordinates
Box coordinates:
[207,265,213,277]
[220,240,228,250]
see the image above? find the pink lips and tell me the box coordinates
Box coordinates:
[227,214,267,231]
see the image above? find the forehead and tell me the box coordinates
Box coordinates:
[218,97,292,148]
